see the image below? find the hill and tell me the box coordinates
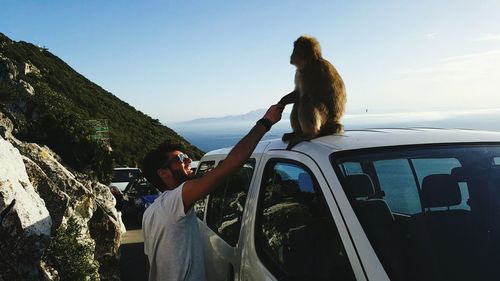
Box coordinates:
[0,32,203,182]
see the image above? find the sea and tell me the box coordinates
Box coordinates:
[171,108,500,152]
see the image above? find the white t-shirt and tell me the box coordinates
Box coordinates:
[142,183,206,281]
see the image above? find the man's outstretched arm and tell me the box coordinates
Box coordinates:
[181,104,284,211]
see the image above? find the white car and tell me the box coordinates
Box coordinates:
[110,167,141,192]
[194,128,500,281]
[190,160,199,174]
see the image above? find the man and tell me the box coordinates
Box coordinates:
[141,104,284,281]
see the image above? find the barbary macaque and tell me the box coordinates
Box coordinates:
[279,35,346,149]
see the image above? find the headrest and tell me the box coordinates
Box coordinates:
[344,174,375,198]
[421,174,461,208]
[298,172,314,192]
[450,167,468,182]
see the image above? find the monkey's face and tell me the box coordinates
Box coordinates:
[290,44,307,69]
[290,36,321,69]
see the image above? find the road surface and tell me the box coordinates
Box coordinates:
[119,214,147,281]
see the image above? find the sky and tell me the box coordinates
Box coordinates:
[2,0,500,123]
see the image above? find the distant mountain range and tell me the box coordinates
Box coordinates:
[171,108,500,151]
[170,109,291,151]
[171,109,291,133]
[173,107,500,132]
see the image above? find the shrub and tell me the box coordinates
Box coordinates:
[44,217,100,281]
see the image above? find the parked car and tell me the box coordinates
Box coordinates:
[121,178,160,223]
[190,160,199,174]
[194,128,500,281]
[110,167,142,192]
[109,167,141,209]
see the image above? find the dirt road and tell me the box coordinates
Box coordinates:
[119,216,147,281]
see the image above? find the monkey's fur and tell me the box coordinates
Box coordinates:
[279,36,346,149]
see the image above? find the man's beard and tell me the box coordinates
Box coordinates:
[171,168,191,185]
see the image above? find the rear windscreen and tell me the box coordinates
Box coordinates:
[112,169,140,182]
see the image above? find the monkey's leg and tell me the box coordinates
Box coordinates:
[286,103,323,149]
[298,103,323,139]
[319,120,344,136]
[282,104,301,142]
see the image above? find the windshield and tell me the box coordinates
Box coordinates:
[332,144,500,281]
[126,181,159,196]
[112,169,141,182]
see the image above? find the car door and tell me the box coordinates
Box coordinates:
[239,150,366,281]
[202,160,257,281]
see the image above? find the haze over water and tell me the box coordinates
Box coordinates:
[171,108,500,152]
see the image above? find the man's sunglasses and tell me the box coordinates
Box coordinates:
[161,153,190,169]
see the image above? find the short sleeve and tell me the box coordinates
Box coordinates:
[162,183,186,219]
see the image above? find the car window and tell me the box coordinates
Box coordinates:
[193,161,216,219]
[343,162,363,175]
[332,144,500,281]
[125,180,158,196]
[206,160,255,246]
[411,158,469,211]
[493,157,500,165]
[112,169,140,182]
[373,159,421,214]
[255,160,355,281]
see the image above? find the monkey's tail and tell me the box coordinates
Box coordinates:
[319,121,344,136]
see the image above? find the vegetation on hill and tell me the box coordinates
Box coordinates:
[0,33,203,183]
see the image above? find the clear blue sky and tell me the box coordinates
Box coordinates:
[2,0,500,123]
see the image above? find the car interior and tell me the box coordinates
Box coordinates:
[336,145,500,281]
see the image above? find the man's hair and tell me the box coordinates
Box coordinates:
[142,141,185,192]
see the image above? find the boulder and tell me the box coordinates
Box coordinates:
[0,112,124,280]
[0,135,52,280]
[0,54,17,82]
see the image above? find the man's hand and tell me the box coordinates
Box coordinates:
[263,104,285,125]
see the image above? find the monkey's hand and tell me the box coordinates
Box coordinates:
[278,90,299,106]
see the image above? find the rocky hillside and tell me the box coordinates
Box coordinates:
[0,32,203,182]
[1,112,123,280]
[0,32,205,280]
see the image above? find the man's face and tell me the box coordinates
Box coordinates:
[164,150,194,184]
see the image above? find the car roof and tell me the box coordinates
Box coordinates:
[204,128,500,157]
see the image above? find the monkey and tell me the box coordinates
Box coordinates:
[278,35,346,149]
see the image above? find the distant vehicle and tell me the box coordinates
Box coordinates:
[111,167,142,191]
[122,179,160,223]
[118,162,198,215]
[194,128,500,281]
[109,167,141,209]
[191,160,199,173]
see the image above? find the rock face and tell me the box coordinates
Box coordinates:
[0,53,35,97]
[0,134,51,280]
[0,112,124,280]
